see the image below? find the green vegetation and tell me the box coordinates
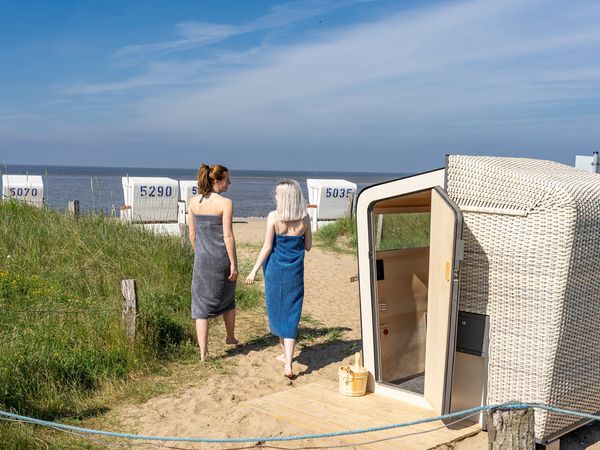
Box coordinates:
[376,212,430,251]
[0,201,259,449]
[314,212,430,254]
[313,216,357,253]
[0,202,360,449]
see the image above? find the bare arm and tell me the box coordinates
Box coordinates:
[187,201,196,251]
[222,198,238,281]
[304,215,312,251]
[245,212,276,285]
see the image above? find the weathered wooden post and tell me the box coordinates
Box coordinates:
[376,213,384,246]
[68,200,80,218]
[488,405,535,449]
[121,279,138,340]
[179,223,191,247]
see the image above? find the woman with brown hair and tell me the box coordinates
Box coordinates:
[188,164,238,361]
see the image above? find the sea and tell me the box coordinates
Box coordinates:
[0,164,407,218]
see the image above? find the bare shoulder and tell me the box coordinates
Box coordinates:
[267,210,277,222]
[219,195,233,207]
[188,194,200,212]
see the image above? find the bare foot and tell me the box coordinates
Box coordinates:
[225,336,239,345]
[274,353,285,363]
[283,370,295,380]
[199,352,208,362]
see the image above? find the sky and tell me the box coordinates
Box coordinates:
[1,0,599,173]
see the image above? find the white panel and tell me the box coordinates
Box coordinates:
[121,177,179,223]
[1,174,44,207]
[142,222,181,236]
[575,155,599,173]
[179,180,199,204]
[356,169,445,397]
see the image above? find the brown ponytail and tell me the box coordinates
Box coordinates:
[196,164,229,195]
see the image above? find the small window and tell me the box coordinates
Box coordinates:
[375,212,431,251]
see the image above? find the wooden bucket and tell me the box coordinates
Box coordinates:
[338,353,368,397]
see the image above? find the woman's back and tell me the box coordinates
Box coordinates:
[189,192,228,216]
[274,213,308,236]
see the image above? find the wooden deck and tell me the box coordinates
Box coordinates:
[247,382,480,449]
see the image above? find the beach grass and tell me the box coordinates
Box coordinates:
[0,201,261,448]
[314,213,430,253]
[313,216,357,254]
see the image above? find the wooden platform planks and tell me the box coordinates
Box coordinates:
[247,382,480,449]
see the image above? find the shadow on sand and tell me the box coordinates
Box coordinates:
[224,325,360,377]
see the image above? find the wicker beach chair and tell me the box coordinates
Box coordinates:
[446,155,600,442]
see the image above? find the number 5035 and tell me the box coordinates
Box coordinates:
[325,188,353,198]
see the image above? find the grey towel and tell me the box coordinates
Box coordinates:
[191,214,236,319]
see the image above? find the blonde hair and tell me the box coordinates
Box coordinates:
[275,180,307,222]
[197,164,228,196]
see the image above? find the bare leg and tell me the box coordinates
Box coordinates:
[275,337,285,362]
[195,319,209,361]
[283,338,295,378]
[223,308,238,345]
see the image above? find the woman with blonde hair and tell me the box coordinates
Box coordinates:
[246,180,312,378]
[188,164,238,361]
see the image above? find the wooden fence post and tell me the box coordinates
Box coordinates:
[347,193,355,220]
[179,223,191,247]
[376,214,384,246]
[488,405,535,449]
[121,279,138,340]
[68,200,80,218]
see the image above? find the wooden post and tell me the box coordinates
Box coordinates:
[488,406,535,449]
[376,214,384,247]
[179,223,191,247]
[121,279,138,340]
[68,200,80,218]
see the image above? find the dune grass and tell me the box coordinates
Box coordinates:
[314,213,430,254]
[313,216,357,254]
[0,201,262,449]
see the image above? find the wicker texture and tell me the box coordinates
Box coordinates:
[446,155,600,441]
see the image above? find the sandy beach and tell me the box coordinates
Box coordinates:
[110,218,600,449]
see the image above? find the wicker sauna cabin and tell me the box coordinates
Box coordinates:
[447,155,600,441]
[356,155,600,445]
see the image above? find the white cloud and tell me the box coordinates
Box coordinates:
[128,0,600,139]
[113,22,238,58]
[112,0,370,58]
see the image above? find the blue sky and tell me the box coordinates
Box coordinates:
[1,0,599,172]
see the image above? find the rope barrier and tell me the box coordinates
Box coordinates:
[1,402,599,444]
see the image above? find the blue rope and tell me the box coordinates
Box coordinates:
[0,403,598,443]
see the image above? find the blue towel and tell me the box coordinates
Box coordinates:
[263,234,305,338]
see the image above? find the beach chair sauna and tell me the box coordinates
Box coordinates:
[356,155,600,446]
[1,174,44,208]
[306,179,357,232]
[121,177,180,235]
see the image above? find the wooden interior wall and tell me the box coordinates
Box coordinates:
[376,247,429,382]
